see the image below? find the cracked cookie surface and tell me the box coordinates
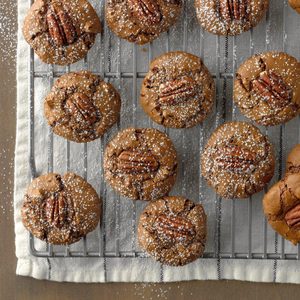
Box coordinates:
[44,71,121,143]
[195,0,269,36]
[23,0,102,65]
[21,172,101,245]
[263,173,300,245]
[201,121,275,199]
[286,144,300,175]
[103,128,178,201]
[140,51,215,128]
[138,196,206,266]
[105,0,182,45]
[234,52,300,126]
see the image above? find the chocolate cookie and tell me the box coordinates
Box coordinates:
[234,52,300,126]
[289,0,300,13]
[105,0,182,45]
[287,144,300,174]
[195,0,269,36]
[44,71,121,143]
[263,173,300,245]
[21,173,101,245]
[23,0,101,65]
[138,196,207,266]
[140,51,215,128]
[104,128,178,201]
[201,121,275,199]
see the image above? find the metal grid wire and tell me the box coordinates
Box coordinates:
[28,0,300,260]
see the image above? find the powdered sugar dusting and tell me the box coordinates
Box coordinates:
[0,2,17,69]
[201,121,275,199]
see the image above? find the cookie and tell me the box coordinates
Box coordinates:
[234,52,300,126]
[201,121,275,199]
[44,71,121,143]
[23,0,102,65]
[104,128,178,201]
[289,0,300,13]
[140,51,215,128]
[263,173,300,245]
[21,173,101,245]
[138,196,207,266]
[195,0,269,36]
[287,144,300,174]
[105,0,182,45]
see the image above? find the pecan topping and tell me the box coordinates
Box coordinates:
[128,0,162,25]
[285,204,300,228]
[215,144,256,173]
[65,93,99,127]
[46,3,77,47]
[252,71,292,108]
[154,214,195,243]
[117,150,159,174]
[158,76,198,105]
[219,0,248,22]
[45,193,69,228]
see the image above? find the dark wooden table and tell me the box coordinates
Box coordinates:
[1,2,300,299]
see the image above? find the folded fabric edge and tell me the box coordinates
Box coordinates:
[16,258,300,284]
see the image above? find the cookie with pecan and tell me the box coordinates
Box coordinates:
[234,52,300,126]
[104,128,178,200]
[263,173,300,245]
[44,71,121,143]
[138,196,206,266]
[140,51,215,128]
[105,0,182,45]
[289,0,300,13]
[286,144,300,174]
[201,121,275,199]
[21,173,101,245]
[195,0,269,36]
[23,0,101,65]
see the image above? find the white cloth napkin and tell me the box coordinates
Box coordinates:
[15,0,300,283]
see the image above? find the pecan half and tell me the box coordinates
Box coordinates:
[117,150,159,174]
[45,193,68,228]
[285,204,300,228]
[252,71,292,108]
[65,93,99,127]
[158,76,198,105]
[46,3,77,46]
[154,214,195,243]
[219,0,248,22]
[215,144,256,173]
[128,0,162,25]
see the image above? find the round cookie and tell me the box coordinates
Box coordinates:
[44,71,121,143]
[195,0,269,36]
[138,196,207,266]
[140,51,215,128]
[234,52,300,126]
[263,173,300,245]
[104,128,178,201]
[289,0,300,13]
[286,144,300,174]
[105,0,182,45]
[23,0,101,65]
[21,172,101,245]
[201,121,275,199]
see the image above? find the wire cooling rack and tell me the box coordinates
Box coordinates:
[28,0,300,260]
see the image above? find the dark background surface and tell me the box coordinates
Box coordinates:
[1,1,300,299]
